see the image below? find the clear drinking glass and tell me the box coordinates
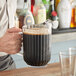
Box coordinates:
[22,20,52,67]
[59,48,76,76]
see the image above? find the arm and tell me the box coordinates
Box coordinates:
[0,38,3,52]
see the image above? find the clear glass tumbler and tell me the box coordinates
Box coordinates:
[59,48,76,76]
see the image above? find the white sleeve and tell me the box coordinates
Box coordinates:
[0,1,8,37]
[0,1,8,56]
[7,0,17,28]
[17,0,24,9]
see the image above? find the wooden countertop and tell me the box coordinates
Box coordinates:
[0,63,61,76]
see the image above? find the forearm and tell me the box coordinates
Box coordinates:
[0,37,4,52]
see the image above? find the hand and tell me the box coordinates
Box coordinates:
[0,27,22,54]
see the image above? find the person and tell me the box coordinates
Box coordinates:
[0,0,22,71]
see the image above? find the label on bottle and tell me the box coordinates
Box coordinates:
[42,0,50,13]
[24,15,33,25]
[58,4,72,28]
[75,7,76,23]
[46,0,49,1]
[44,4,49,11]
[61,7,69,12]
[37,9,46,24]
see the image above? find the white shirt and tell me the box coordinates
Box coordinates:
[0,0,17,56]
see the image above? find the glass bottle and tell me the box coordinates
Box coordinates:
[48,0,58,20]
[31,0,35,13]
[51,11,59,29]
[16,0,35,29]
[70,0,76,28]
[33,0,46,24]
[57,0,72,28]
[28,0,31,11]
[55,0,61,11]
[14,13,19,28]
[48,0,55,19]
[42,0,50,19]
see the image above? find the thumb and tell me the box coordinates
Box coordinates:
[7,27,22,33]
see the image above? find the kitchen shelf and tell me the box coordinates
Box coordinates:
[52,28,76,34]
[52,28,76,43]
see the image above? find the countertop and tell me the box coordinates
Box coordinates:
[0,63,61,76]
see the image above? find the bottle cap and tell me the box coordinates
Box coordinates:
[24,0,27,2]
[51,11,57,16]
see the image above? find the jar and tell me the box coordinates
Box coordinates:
[57,0,72,28]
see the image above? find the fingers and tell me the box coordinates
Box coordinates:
[1,29,23,54]
[9,40,22,54]
[7,27,22,33]
[7,33,22,54]
[9,33,22,41]
[12,44,22,54]
[13,33,22,40]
